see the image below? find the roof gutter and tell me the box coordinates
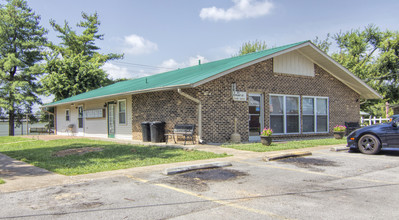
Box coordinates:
[177,89,203,144]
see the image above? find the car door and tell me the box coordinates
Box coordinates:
[385,120,399,147]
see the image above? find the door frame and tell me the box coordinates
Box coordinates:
[77,105,84,136]
[107,102,116,138]
[248,93,264,142]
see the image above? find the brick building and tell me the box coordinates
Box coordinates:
[45,41,381,143]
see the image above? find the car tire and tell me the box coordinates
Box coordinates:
[358,134,381,155]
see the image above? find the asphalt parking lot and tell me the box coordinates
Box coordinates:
[1,148,399,219]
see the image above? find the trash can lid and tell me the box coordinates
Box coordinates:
[141,121,151,125]
[151,121,165,124]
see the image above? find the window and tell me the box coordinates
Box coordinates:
[118,100,126,124]
[302,97,329,133]
[65,109,70,121]
[270,95,300,134]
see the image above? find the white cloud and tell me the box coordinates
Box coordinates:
[158,55,209,73]
[102,63,133,79]
[200,0,274,21]
[160,59,180,70]
[123,34,158,55]
[223,46,238,56]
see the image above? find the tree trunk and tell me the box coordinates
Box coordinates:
[8,111,15,136]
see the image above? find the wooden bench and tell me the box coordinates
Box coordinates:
[29,127,53,134]
[165,124,196,145]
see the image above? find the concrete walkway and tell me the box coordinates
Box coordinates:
[0,135,344,193]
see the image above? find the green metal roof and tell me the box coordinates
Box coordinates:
[45,41,309,106]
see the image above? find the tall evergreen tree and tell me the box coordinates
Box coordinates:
[41,12,123,101]
[0,0,47,135]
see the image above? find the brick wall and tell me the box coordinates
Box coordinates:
[131,90,200,140]
[131,58,360,143]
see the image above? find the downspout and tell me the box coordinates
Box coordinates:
[177,89,203,144]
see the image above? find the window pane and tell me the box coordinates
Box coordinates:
[287,115,299,133]
[249,96,260,106]
[317,116,328,132]
[303,98,314,115]
[270,96,284,115]
[249,106,260,114]
[78,118,83,128]
[317,98,327,115]
[270,115,284,133]
[119,101,126,112]
[119,113,126,124]
[286,97,299,114]
[249,115,260,136]
[303,115,315,132]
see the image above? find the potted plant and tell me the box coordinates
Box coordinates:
[333,125,346,139]
[260,127,273,146]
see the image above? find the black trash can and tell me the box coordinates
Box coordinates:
[141,121,151,142]
[150,121,166,143]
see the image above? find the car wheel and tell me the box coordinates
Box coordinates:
[358,134,381,155]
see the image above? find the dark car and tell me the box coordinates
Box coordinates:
[347,118,399,154]
[389,114,399,122]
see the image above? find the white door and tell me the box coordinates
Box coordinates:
[249,93,264,142]
[77,105,84,136]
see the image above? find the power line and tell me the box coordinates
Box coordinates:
[112,61,175,70]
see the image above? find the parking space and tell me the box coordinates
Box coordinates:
[1,148,399,219]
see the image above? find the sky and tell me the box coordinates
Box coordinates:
[24,0,399,107]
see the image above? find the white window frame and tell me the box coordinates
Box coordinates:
[65,109,70,121]
[118,99,127,125]
[269,94,301,135]
[302,96,329,134]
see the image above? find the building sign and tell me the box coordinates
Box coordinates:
[232,91,247,101]
[85,109,105,118]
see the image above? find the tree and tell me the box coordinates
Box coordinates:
[236,40,267,56]
[314,25,399,117]
[0,0,47,135]
[41,12,123,101]
[312,33,331,53]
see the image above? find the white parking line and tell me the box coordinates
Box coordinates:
[125,175,293,219]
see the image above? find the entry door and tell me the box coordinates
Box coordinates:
[249,93,264,142]
[107,102,115,138]
[77,105,84,135]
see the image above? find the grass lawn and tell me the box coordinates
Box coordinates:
[0,136,32,144]
[0,137,228,175]
[223,138,347,152]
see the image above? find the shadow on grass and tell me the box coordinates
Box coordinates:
[0,141,205,176]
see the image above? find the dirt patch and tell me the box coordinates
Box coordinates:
[53,147,104,157]
[278,157,338,172]
[180,168,248,181]
[159,168,248,192]
[24,135,86,141]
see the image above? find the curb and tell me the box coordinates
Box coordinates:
[163,161,232,175]
[330,146,349,152]
[263,151,312,162]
